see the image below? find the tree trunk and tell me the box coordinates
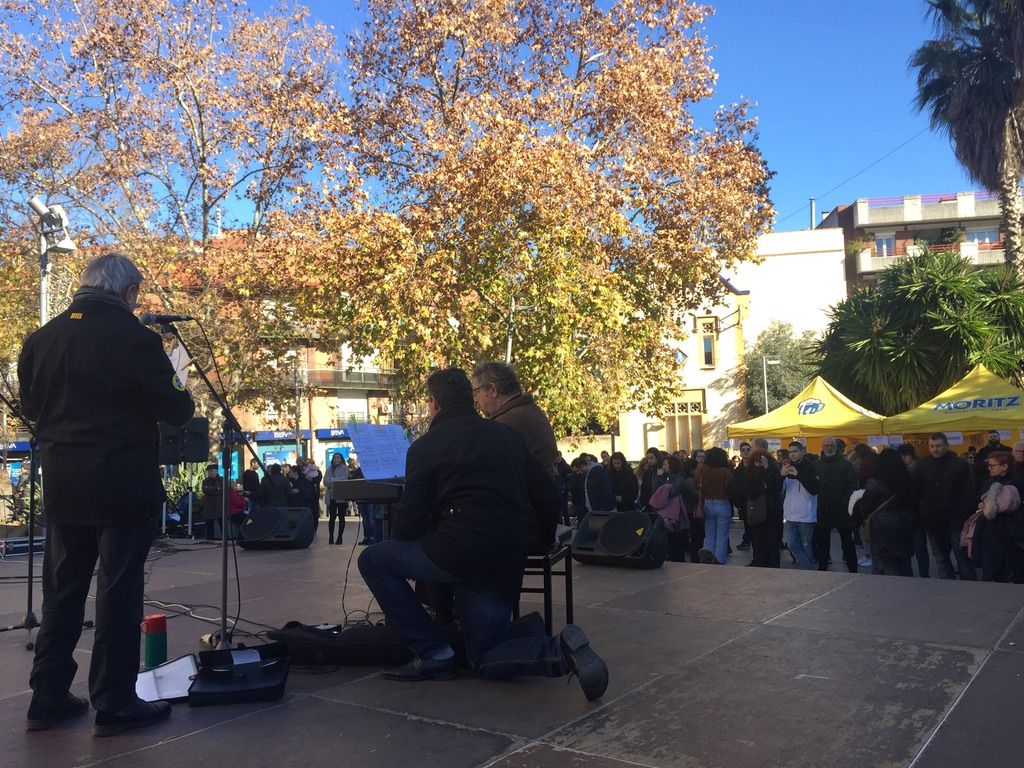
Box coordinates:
[1000,116,1024,275]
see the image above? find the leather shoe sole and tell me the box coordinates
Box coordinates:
[559,624,609,701]
[94,699,171,737]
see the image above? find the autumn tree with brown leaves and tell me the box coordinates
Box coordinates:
[303,0,774,434]
[1,0,774,437]
[0,0,346,414]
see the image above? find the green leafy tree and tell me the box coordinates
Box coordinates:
[911,0,1024,268]
[812,247,1024,415]
[743,322,817,417]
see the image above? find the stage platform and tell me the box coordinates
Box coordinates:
[0,528,1022,768]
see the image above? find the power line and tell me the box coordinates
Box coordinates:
[775,126,932,226]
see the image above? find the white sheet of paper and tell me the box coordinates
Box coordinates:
[166,344,191,387]
[230,648,261,666]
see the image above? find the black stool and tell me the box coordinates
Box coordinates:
[514,543,574,635]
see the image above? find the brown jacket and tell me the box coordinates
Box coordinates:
[490,393,559,478]
[696,465,732,501]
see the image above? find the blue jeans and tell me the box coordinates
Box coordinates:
[785,521,815,570]
[359,503,380,543]
[702,498,732,564]
[358,540,562,676]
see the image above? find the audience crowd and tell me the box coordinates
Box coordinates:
[559,430,1024,583]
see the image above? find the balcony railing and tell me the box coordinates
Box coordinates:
[277,367,397,390]
[856,240,1007,274]
[853,190,1018,228]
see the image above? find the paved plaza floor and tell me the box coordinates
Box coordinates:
[0,521,1021,768]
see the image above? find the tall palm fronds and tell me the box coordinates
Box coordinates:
[911,0,1024,269]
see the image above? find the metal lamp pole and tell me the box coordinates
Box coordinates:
[505,297,536,364]
[27,197,75,327]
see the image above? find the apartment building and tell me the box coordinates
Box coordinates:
[819,190,1007,289]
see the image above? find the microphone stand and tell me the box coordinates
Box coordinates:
[159,322,265,650]
[0,389,42,649]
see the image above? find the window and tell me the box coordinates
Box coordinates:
[702,335,715,367]
[695,316,717,368]
[874,233,895,256]
[967,227,999,244]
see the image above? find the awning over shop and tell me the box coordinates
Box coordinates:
[727,377,885,439]
[882,364,1024,434]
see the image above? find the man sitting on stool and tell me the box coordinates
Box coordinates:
[357,368,608,700]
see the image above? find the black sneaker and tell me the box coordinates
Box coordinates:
[26,692,89,731]
[94,699,171,737]
[559,624,609,702]
[381,655,457,682]
[736,541,751,551]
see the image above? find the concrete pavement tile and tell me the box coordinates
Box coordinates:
[912,649,1024,768]
[545,624,983,768]
[314,607,750,740]
[771,575,1024,649]
[96,694,516,768]
[596,564,852,624]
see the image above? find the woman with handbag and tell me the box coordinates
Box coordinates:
[648,455,691,561]
[975,451,1024,583]
[854,448,914,577]
[743,448,776,567]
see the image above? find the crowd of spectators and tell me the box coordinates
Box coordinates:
[559,430,1024,583]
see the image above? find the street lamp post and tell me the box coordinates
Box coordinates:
[27,197,76,327]
[505,297,537,364]
[762,356,781,413]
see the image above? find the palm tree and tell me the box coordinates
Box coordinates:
[812,246,1024,415]
[911,0,1024,270]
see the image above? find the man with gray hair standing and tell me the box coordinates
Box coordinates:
[18,253,194,735]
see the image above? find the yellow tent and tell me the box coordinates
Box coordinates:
[727,376,885,439]
[883,364,1024,433]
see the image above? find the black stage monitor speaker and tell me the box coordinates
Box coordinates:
[238,507,315,550]
[571,510,667,569]
[158,423,183,465]
[182,417,210,463]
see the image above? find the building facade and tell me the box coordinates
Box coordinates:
[819,190,1007,290]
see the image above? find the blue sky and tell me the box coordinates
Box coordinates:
[258,0,973,232]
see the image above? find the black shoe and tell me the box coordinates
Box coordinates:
[698,548,720,565]
[94,699,171,737]
[26,692,89,731]
[382,655,457,682]
[559,624,608,702]
[736,541,751,551]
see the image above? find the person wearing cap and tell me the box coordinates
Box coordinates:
[201,464,223,540]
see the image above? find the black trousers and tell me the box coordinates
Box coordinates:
[813,525,858,573]
[749,520,779,567]
[30,522,153,711]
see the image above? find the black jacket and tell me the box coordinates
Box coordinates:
[260,473,297,507]
[609,466,639,511]
[913,453,975,529]
[393,403,559,602]
[201,476,223,521]
[584,463,615,513]
[18,295,194,525]
[816,453,858,528]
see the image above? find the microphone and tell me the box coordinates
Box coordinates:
[140,312,194,325]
